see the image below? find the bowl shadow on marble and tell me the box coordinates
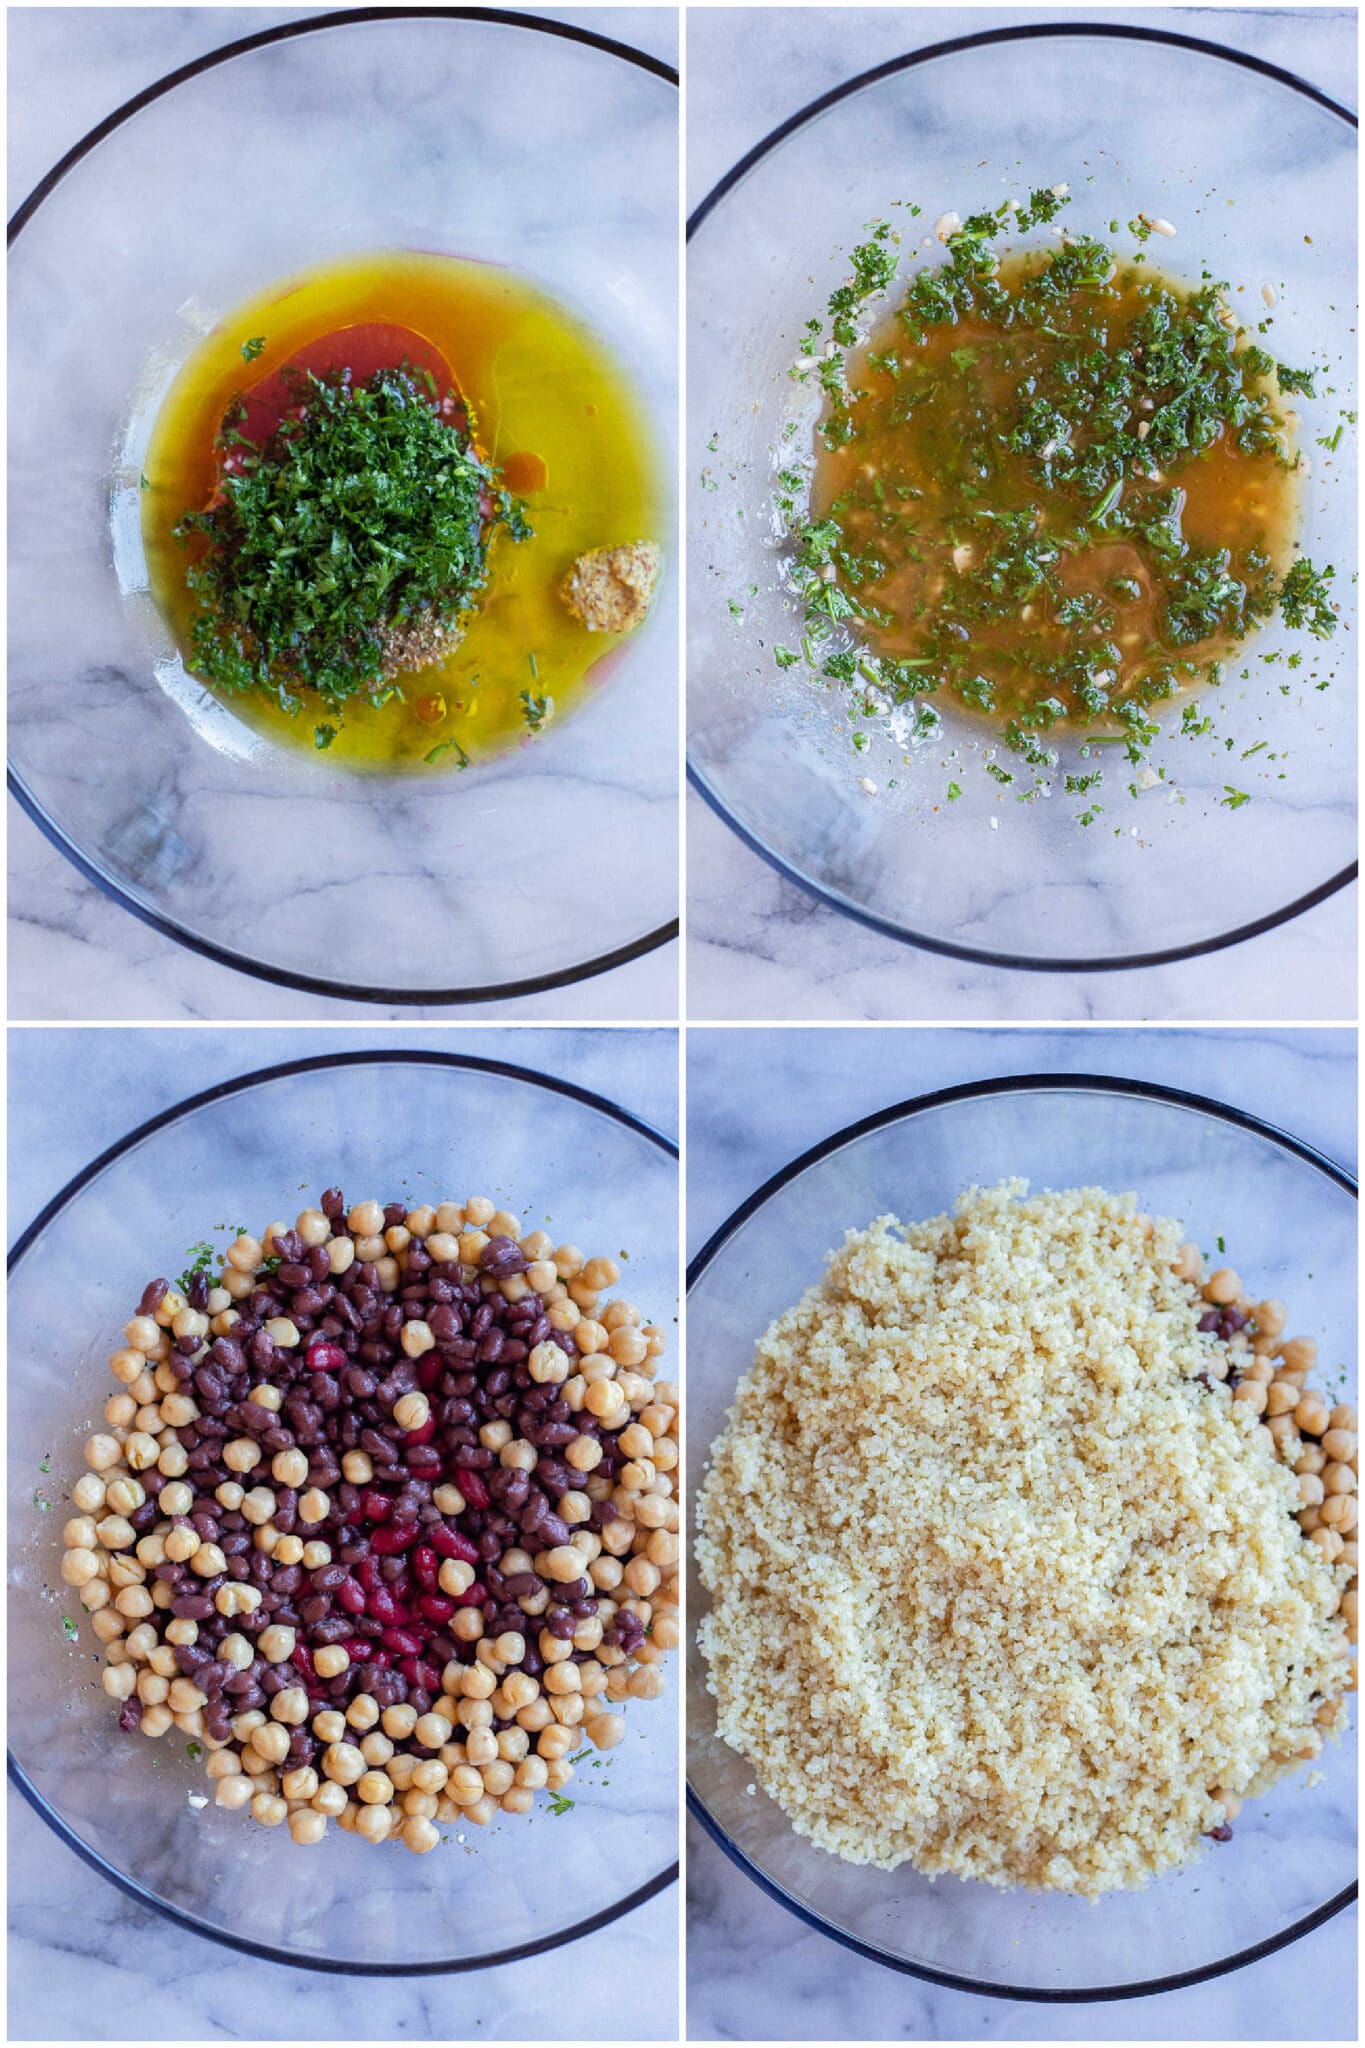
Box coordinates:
[9,1050,679,1972]
[686,1074,1357,2000]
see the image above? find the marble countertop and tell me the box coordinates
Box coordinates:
[8,1025,679,2040]
[7,4,678,1024]
[686,1025,1357,2039]
[686,4,1357,1023]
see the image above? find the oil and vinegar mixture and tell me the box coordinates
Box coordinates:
[142,250,663,771]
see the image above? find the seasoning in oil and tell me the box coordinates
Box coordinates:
[778,192,1337,794]
[142,251,664,768]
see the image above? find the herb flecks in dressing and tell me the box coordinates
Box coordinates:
[780,192,1337,808]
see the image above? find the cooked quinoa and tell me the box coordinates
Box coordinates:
[695,1182,1354,1898]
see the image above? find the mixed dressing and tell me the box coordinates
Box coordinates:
[765,189,1341,814]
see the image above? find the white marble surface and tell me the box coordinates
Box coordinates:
[7,1025,679,2040]
[686,5,1357,1022]
[686,1025,1357,2038]
[8,5,679,1024]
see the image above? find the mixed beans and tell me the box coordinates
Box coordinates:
[62,1191,679,1851]
[1173,1239,1358,1833]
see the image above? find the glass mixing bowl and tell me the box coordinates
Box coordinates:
[687,1076,1356,1998]
[688,25,1357,970]
[9,1050,678,1971]
[9,12,678,1003]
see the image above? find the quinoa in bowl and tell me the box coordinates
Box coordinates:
[696,1181,1355,1898]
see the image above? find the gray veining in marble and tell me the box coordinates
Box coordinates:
[7,1024,679,2039]
[686,6,1358,1023]
[685,1024,1356,2039]
[8,5,680,1023]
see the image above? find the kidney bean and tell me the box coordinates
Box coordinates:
[428,1522,479,1565]
[480,1236,529,1278]
[500,1571,543,1601]
[365,1585,404,1626]
[171,1593,214,1621]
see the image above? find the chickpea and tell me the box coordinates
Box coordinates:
[289,1809,328,1846]
[399,1326,435,1364]
[403,1816,440,1854]
[271,1448,309,1488]
[250,1720,292,1766]
[528,1343,570,1387]
[61,1547,101,1587]
[1281,1337,1318,1375]
[321,1740,366,1786]
[351,1769,394,1802]
[346,1694,381,1732]
[393,1393,431,1437]
[1173,1241,1202,1283]
[1295,1394,1331,1439]
[356,1803,394,1844]
[312,1781,349,1818]
[270,1687,310,1726]
[72,1472,107,1513]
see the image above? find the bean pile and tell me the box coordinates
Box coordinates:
[1176,1237,1357,1841]
[62,1192,679,1851]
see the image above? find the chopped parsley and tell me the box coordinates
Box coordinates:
[1279,558,1336,639]
[774,186,1334,798]
[423,736,470,769]
[240,335,267,363]
[175,365,528,734]
[179,1241,216,1290]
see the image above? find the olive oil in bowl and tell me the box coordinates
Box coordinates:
[141,249,664,773]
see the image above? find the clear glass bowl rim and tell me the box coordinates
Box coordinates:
[686,1070,1358,2002]
[7,5,680,1008]
[8,1045,680,1976]
[685,18,1359,975]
